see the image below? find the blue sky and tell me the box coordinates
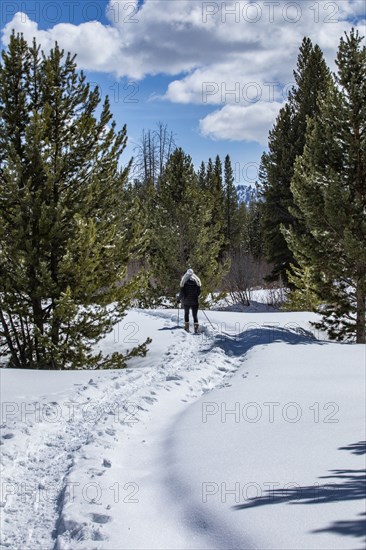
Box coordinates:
[1,0,365,184]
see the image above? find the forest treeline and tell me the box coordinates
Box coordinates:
[0,29,364,369]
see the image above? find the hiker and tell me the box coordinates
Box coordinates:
[177,268,201,333]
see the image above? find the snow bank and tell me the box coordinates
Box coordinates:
[169,341,366,550]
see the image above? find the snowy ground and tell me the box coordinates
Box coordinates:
[0,308,365,550]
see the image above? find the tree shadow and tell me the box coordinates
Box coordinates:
[158,326,183,331]
[202,325,324,357]
[313,512,366,541]
[339,441,366,455]
[233,443,366,546]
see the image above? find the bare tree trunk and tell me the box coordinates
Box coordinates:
[134,124,175,187]
[0,309,22,368]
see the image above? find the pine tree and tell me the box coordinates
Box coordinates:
[0,34,149,368]
[224,154,239,249]
[259,104,295,278]
[213,154,225,221]
[281,265,320,312]
[206,157,213,188]
[285,29,366,343]
[260,37,330,282]
[213,155,222,185]
[204,155,226,258]
[197,161,206,189]
[151,148,227,301]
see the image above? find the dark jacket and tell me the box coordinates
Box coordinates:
[179,279,201,307]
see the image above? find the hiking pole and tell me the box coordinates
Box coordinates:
[177,302,180,327]
[202,309,215,330]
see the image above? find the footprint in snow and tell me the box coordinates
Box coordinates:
[89,513,112,524]
[102,459,112,468]
[88,468,105,477]
[134,404,148,412]
[143,396,157,404]
[2,434,14,440]
[90,529,108,541]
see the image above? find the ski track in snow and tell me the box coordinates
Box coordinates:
[0,311,250,550]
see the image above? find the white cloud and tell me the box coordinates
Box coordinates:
[1,0,365,143]
[1,13,121,73]
[199,102,283,145]
[164,55,296,106]
[3,1,363,80]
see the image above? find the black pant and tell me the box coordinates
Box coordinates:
[184,305,198,323]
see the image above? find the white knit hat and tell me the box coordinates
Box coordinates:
[180,268,201,287]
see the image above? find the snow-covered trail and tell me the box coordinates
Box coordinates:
[1,309,245,549]
[55,310,259,550]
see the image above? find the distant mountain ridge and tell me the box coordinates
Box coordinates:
[236,184,258,204]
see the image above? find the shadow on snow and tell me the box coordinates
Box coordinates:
[202,325,324,357]
[232,442,366,546]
